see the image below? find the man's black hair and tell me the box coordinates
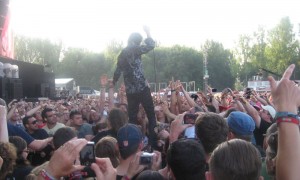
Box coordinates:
[41,108,53,120]
[128,32,143,45]
[69,109,81,119]
[53,127,76,149]
[22,115,34,125]
[167,139,206,180]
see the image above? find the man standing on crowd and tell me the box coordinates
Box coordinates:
[112,26,156,148]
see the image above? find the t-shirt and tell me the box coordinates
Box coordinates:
[254,118,273,147]
[7,123,34,145]
[43,122,65,136]
[77,123,94,139]
[29,129,49,140]
[27,129,53,166]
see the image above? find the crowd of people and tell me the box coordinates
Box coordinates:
[1,26,300,180]
[0,64,299,180]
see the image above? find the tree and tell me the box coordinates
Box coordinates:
[14,35,62,67]
[265,17,299,74]
[202,40,235,90]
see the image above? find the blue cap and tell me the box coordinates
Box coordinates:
[117,123,143,149]
[227,111,255,136]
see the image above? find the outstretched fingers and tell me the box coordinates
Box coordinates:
[282,64,295,80]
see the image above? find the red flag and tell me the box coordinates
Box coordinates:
[1,6,14,59]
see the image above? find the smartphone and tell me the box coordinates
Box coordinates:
[183,113,199,124]
[80,142,95,166]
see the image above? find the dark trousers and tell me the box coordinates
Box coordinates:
[126,87,157,148]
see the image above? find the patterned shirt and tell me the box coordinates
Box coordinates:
[113,38,155,94]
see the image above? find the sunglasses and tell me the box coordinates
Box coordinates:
[29,120,38,125]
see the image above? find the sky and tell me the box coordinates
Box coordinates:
[10,0,300,52]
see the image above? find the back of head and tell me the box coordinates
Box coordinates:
[136,170,164,180]
[108,108,127,133]
[9,136,29,165]
[167,139,206,180]
[95,136,119,168]
[210,139,262,180]
[128,32,143,46]
[53,127,76,149]
[195,112,229,154]
[227,111,255,142]
[117,123,143,160]
[0,142,17,179]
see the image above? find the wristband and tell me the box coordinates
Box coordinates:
[275,112,299,119]
[40,169,57,180]
[277,117,300,125]
[123,175,131,180]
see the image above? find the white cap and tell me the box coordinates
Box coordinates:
[261,105,276,119]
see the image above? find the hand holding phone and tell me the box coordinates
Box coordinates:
[80,142,95,166]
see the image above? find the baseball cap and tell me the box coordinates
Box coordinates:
[227,111,255,136]
[117,123,143,149]
[261,105,276,119]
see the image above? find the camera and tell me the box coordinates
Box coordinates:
[140,152,154,165]
[80,142,95,166]
[183,113,199,124]
[211,88,217,92]
[190,94,199,101]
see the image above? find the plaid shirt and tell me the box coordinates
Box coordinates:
[113,38,155,94]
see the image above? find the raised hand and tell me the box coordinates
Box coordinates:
[100,74,108,87]
[268,64,300,114]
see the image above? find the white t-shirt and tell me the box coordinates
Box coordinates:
[43,122,65,136]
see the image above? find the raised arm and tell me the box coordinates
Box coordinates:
[0,105,8,142]
[26,104,45,116]
[238,97,261,128]
[99,75,108,113]
[269,64,300,180]
[252,90,268,106]
[108,79,115,109]
[180,81,196,108]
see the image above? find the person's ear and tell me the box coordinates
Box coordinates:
[205,171,214,180]
[138,142,143,150]
[228,131,234,140]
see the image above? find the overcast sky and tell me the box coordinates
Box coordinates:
[10,0,300,52]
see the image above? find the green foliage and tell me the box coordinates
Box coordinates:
[14,35,62,67]
[13,17,300,91]
[143,45,203,90]
[202,40,236,90]
[265,17,299,74]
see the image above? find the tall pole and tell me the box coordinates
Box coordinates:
[203,51,209,93]
[152,49,157,93]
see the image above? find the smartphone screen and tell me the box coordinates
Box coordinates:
[184,126,196,138]
[80,142,95,166]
